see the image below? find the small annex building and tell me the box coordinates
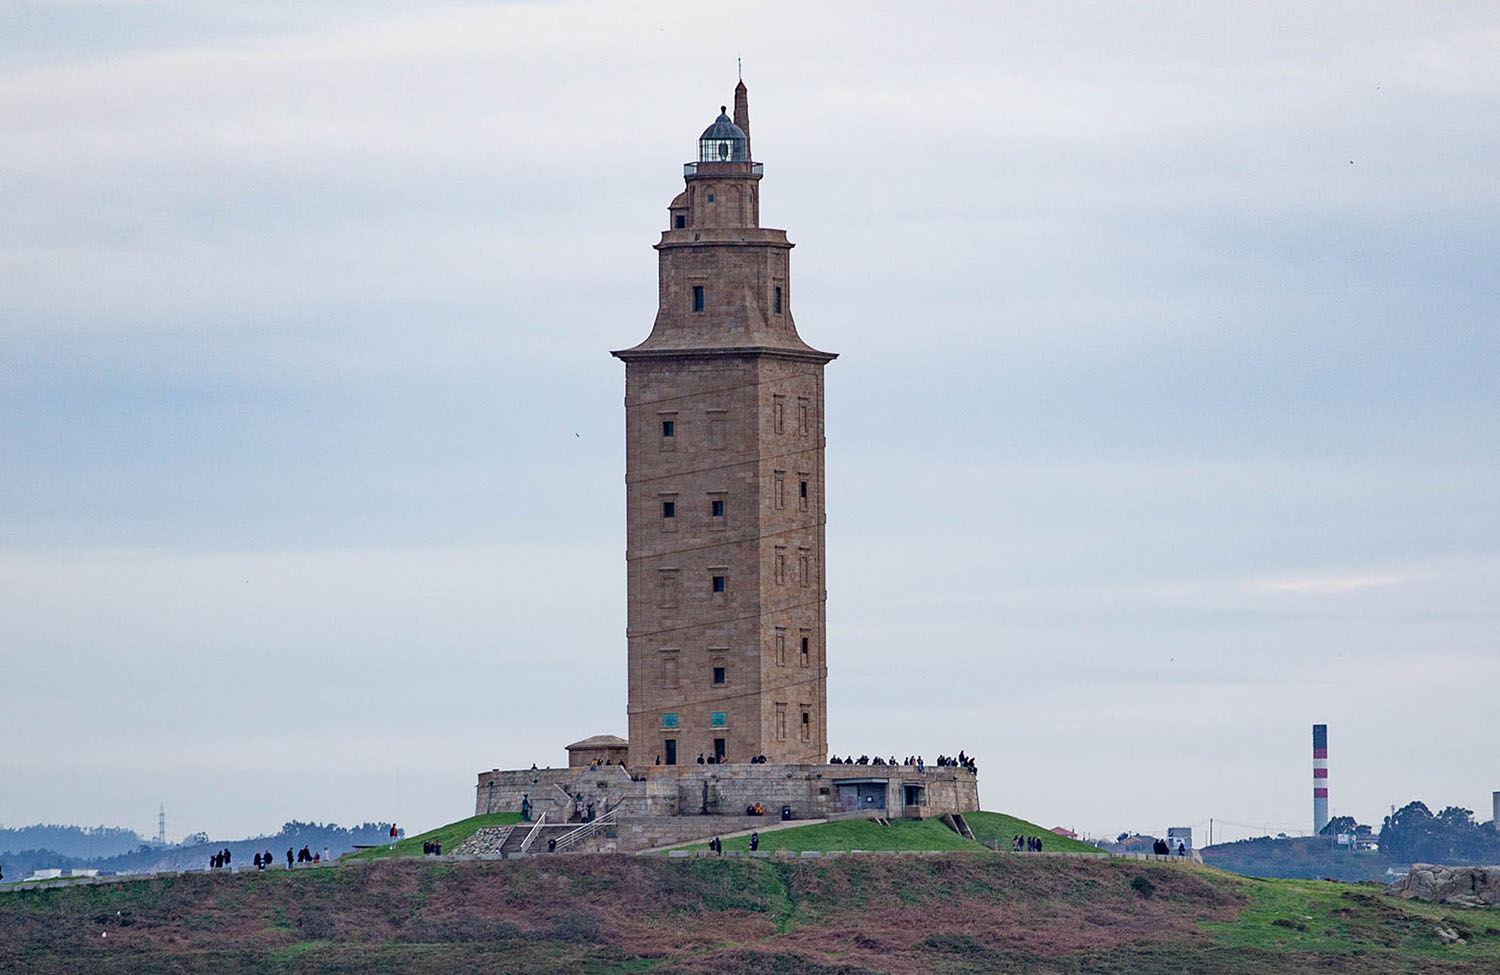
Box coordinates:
[566,735,629,768]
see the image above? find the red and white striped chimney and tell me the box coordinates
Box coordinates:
[1313,723,1329,834]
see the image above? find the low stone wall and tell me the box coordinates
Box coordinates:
[475,763,979,827]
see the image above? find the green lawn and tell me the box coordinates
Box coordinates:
[963,811,1100,854]
[1207,874,1500,963]
[345,813,522,860]
[673,810,1103,855]
[680,816,981,853]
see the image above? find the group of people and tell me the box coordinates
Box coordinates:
[421,840,443,856]
[570,794,598,823]
[214,847,330,871]
[706,832,759,854]
[1011,835,1045,852]
[933,752,978,774]
[289,845,327,866]
[1152,838,1188,857]
[828,750,979,775]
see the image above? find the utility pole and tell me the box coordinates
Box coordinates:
[157,803,166,846]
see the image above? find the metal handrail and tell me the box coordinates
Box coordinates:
[549,808,618,854]
[518,812,547,854]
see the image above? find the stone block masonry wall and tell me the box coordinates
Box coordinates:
[476,763,978,828]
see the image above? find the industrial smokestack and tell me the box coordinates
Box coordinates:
[1313,724,1329,835]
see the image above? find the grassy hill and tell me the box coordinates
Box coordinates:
[344,814,521,861]
[675,810,1099,855]
[4,849,1498,973]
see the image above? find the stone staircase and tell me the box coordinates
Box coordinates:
[499,823,537,856]
[546,809,618,854]
[941,813,976,842]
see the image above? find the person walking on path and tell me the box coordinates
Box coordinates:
[286,848,294,869]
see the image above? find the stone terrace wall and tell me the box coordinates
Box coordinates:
[476,764,978,824]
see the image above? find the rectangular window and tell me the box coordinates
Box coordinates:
[710,711,727,728]
[800,634,810,667]
[712,665,726,685]
[665,739,677,765]
[773,286,783,314]
[798,552,810,588]
[662,712,678,729]
[663,656,679,687]
[662,500,675,518]
[692,285,705,312]
[798,398,810,436]
[711,499,725,518]
[707,410,726,449]
[775,703,787,741]
[658,570,679,608]
[774,472,785,509]
[774,547,786,585]
[713,737,726,762]
[660,414,677,451]
[775,627,787,667]
[674,214,686,229]
[801,710,811,742]
[800,479,808,499]
[712,575,725,593]
[773,396,785,434]
[661,419,675,438]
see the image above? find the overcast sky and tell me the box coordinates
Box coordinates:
[2,0,1497,845]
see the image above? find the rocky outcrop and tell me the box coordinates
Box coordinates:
[1386,864,1500,906]
[450,826,513,857]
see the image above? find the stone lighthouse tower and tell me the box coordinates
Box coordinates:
[614,82,835,768]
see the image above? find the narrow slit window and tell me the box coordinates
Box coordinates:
[692,286,705,312]
[773,286,783,314]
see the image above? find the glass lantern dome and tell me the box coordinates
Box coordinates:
[699,107,749,163]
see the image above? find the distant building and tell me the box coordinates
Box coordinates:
[1050,826,1078,839]
[1167,827,1193,852]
